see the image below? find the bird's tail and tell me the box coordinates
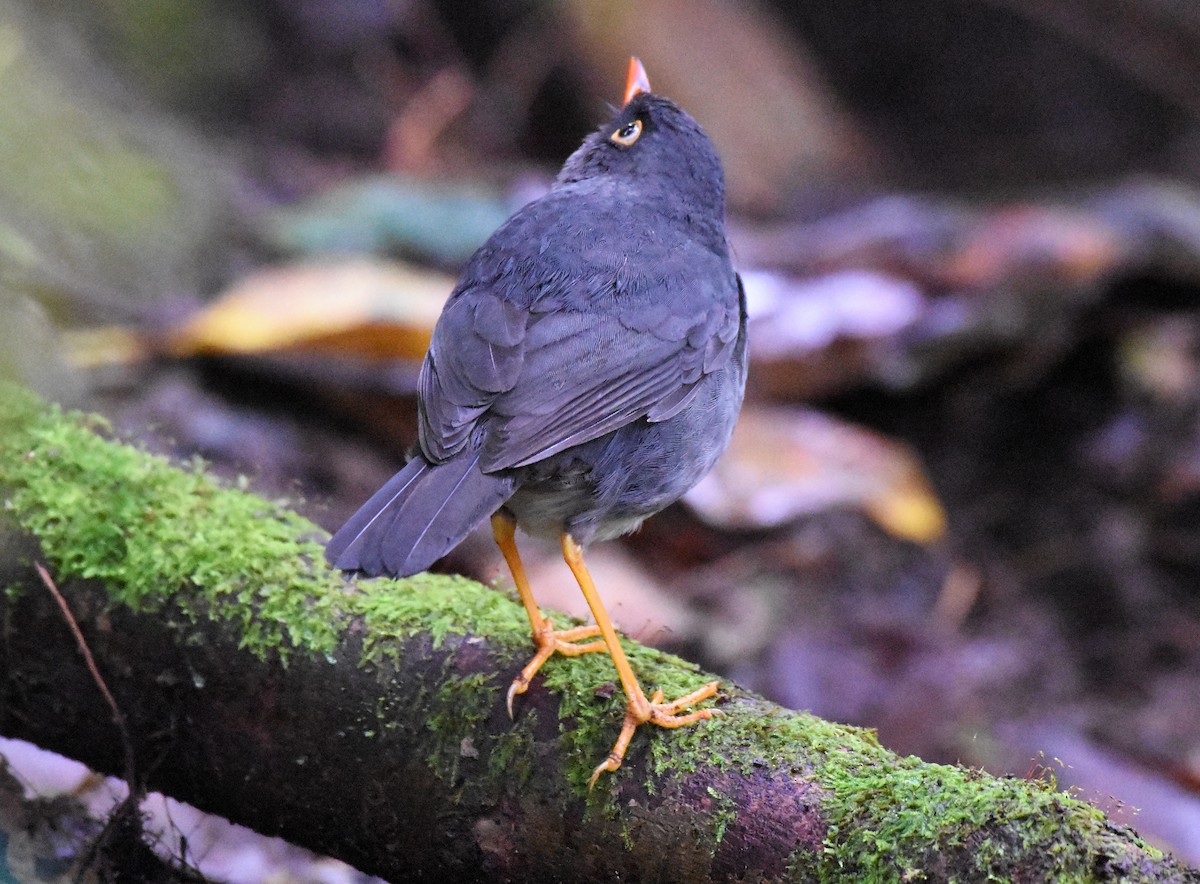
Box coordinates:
[325,453,516,577]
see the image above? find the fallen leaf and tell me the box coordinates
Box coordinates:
[165,258,453,360]
[686,405,946,543]
[263,174,513,265]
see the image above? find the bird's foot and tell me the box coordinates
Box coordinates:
[588,681,723,789]
[506,619,605,716]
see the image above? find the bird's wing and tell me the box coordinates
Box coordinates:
[416,284,527,462]
[416,191,743,471]
[478,261,742,471]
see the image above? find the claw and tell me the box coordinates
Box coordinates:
[492,515,608,717]
[506,619,605,717]
[492,517,728,788]
[588,751,625,790]
[587,680,723,789]
[506,677,524,720]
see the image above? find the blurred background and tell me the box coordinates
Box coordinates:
[4,0,1200,877]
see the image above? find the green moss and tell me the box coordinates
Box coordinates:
[538,634,721,795]
[355,573,530,666]
[487,714,537,788]
[0,386,539,669]
[0,386,341,662]
[813,741,1165,881]
[682,707,1147,881]
[0,386,1169,878]
[706,784,737,847]
[526,632,1156,880]
[425,671,497,785]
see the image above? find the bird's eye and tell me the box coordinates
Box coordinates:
[609,118,643,147]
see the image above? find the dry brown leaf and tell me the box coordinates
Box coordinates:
[685,405,946,543]
[62,325,150,369]
[944,204,1127,289]
[165,259,453,360]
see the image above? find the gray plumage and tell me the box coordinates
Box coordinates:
[327,92,747,576]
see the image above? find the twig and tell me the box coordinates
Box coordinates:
[34,562,139,791]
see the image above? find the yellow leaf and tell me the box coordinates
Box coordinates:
[166,258,453,360]
[685,405,946,543]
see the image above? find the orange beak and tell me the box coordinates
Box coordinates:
[623,57,651,106]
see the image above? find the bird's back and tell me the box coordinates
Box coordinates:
[328,85,744,577]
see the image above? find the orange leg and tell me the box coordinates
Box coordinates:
[560,533,722,789]
[491,513,606,716]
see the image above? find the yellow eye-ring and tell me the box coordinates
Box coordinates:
[610,118,643,147]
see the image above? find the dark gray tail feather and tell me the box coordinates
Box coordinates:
[325,453,517,577]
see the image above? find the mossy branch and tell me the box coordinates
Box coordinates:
[0,385,1196,883]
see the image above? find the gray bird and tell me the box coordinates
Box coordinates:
[327,58,747,785]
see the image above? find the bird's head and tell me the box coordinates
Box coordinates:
[556,58,726,224]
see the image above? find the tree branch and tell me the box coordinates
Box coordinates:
[1,384,1196,882]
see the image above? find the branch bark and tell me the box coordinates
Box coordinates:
[1,385,1196,883]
